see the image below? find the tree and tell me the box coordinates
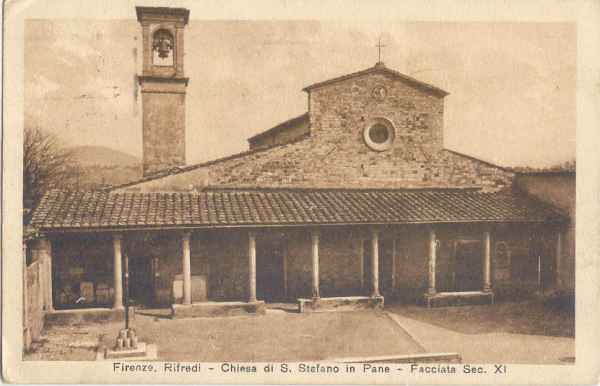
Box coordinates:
[23,127,75,222]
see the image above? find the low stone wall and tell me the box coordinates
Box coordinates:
[298,296,384,313]
[171,301,266,318]
[45,307,133,326]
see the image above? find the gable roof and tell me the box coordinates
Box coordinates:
[302,62,449,97]
[31,188,566,231]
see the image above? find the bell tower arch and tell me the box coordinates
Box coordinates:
[136,6,190,176]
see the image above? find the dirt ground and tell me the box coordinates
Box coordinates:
[25,309,424,361]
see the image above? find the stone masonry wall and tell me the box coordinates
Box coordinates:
[122,69,513,192]
[318,228,363,297]
[309,71,443,153]
[285,230,312,299]
[142,90,186,176]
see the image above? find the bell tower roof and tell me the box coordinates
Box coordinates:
[135,6,190,25]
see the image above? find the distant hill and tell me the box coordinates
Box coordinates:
[65,146,142,189]
[69,145,140,167]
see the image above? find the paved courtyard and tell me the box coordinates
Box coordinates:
[25,299,574,364]
[25,309,424,361]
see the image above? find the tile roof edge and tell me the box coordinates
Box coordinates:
[34,217,568,233]
[201,186,485,193]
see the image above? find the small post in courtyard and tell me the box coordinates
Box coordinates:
[311,230,320,299]
[181,231,192,305]
[248,231,257,303]
[555,229,563,289]
[483,230,492,292]
[103,237,152,360]
[371,228,381,297]
[112,234,124,309]
[427,228,437,296]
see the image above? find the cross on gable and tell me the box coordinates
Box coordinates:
[376,38,386,63]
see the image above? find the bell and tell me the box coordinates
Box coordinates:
[157,38,172,58]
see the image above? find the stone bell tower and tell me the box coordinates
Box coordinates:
[136,6,190,176]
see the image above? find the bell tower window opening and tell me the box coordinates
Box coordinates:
[152,29,174,66]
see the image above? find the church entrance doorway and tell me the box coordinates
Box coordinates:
[128,255,156,308]
[453,240,483,292]
[256,236,286,302]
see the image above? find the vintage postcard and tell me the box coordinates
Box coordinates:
[3,0,600,384]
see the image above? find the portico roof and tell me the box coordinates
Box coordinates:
[30,188,567,232]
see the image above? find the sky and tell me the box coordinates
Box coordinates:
[25,19,576,168]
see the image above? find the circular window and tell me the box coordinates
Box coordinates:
[363,118,395,151]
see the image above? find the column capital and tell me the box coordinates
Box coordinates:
[248,230,257,238]
[182,230,192,239]
[113,233,123,241]
[310,228,320,237]
[370,227,380,236]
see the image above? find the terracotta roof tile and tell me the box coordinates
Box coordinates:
[30,188,567,230]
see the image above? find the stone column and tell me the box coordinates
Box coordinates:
[311,230,320,299]
[248,232,257,302]
[371,229,380,297]
[427,228,437,295]
[33,237,54,311]
[113,234,124,309]
[282,242,288,299]
[182,231,192,305]
[44,238,54,311]
[556,230,563,289]
[483,230,492,292]
[359,239,365,290]
[391,238,397,292]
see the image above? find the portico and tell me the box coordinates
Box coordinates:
[30,188,568,318]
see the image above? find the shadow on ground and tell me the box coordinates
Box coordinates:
[386,298,574,338]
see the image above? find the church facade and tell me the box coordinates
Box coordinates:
[29,7,570,318]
